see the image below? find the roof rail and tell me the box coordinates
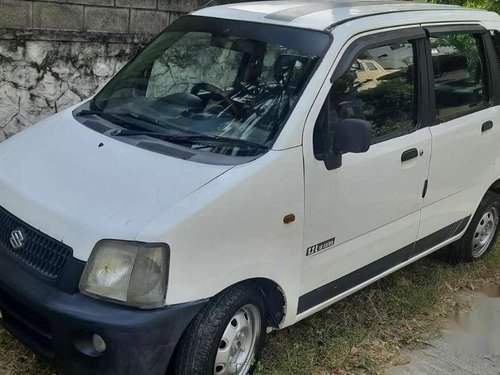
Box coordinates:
[324,7,472,31]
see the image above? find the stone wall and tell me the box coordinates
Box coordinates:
[0,0,203,34]
[0,0,235,140]
[0,32,144,140]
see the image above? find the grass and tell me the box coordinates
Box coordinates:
[257,245,500,375]
[1,245,499,375]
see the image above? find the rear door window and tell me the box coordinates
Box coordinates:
[430,32,489,121]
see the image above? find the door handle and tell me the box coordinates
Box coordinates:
[482,121,493,132]
[401,148,418,162]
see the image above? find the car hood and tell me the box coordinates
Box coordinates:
[0,108,232,261]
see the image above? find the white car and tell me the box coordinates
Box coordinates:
[1,1,500,374]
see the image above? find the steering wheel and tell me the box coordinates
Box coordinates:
[190,82,240,117]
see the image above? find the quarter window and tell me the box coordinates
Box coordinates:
[430,33,489,121]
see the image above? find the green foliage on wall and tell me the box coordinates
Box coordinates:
[430,0,500,13]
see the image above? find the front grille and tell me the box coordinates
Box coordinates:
[0,206,72,279]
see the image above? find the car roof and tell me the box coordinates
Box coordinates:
[193,0,493,31]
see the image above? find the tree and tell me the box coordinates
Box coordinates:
[430,0,500,13]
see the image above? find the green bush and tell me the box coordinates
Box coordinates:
[430,0,500,14]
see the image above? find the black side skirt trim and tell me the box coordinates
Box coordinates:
[410,216,470,258]
[297,216,471,314]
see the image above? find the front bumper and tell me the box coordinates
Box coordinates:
[0,252,206,375]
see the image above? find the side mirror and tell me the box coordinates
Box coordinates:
[324,118,371,170]
[335,118,371,153]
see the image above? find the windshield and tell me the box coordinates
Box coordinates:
[90,16,330,158]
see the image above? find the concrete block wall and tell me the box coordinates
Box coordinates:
[0,0,238,139]
[0,0,208,35]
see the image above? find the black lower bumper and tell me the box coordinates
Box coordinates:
[0,253,206,375]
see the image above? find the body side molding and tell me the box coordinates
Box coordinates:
[297,216,471,314]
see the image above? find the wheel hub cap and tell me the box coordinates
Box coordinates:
[471,207,498,258]
[214,304,261,375]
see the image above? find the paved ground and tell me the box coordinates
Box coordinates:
[387,288,500,375]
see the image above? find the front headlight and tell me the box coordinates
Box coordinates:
[79,240,169,309]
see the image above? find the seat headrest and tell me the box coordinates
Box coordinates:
[274,54,311,87]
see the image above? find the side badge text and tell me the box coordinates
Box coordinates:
[306,237,336,257]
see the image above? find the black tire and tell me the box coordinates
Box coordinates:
[446,191,500,263]
[174,284,267,375]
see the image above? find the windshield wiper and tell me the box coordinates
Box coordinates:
[76,109,166,131]
[77,109,159,124]
[75,109,106,117]
[113,129,270,151]
[75,109,196,134]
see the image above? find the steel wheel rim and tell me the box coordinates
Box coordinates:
[471,207,498,258]
[214,304,261,375]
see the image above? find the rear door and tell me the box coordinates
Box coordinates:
[416,25,500,251]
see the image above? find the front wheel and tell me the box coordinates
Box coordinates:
[174,284,267,375]
[446,191,500,263]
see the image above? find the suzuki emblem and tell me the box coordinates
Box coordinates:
[9,229,25,249]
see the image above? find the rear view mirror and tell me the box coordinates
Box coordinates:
[335,118,371,153]
[324,118,371,170]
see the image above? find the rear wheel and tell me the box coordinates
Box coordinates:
[174,284,266,375]
[446,192,500,263]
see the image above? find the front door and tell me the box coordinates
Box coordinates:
[300,29,431,316]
